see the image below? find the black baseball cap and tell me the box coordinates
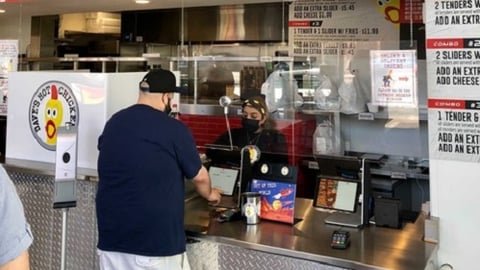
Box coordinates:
[139,69,185,93]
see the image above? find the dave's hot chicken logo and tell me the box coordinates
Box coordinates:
[29,81,79,151]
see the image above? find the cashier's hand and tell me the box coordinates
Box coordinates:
[207,188,223,205]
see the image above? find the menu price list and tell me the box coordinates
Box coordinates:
[429,98,480,162]
[427,37,480,96]
[427,0,480,37]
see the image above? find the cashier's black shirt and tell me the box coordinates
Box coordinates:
[206,127,289,167]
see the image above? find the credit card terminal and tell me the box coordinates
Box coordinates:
[330,230,350,249]
[216,208,242,223]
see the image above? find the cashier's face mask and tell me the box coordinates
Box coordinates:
[242,117,260,133]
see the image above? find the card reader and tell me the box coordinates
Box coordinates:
[330,230,350,249]
[216,208,242,223]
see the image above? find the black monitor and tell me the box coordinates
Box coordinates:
[204,144,241,167]
[313,176,360,213]
[315,155,362,179]
[205,145,253,208]
[206,144,289,168]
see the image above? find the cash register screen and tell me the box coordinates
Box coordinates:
[313,176,359,213]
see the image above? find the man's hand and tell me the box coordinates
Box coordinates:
[206,188,223,205]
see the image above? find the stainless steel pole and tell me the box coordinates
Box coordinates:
[60,208,68,270]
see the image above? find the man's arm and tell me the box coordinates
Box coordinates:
[191,166,222,204]
[0,166,32,270]
[0,250,30,270]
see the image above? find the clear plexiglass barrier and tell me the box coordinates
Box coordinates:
[168,41,426,164]
[16,41,427,199]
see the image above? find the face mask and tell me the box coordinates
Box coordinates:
[242,117,260,133]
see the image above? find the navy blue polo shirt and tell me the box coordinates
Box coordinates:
[96,104,201,256]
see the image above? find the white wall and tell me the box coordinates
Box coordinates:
[6,71,144,176]
[429,160,480,269]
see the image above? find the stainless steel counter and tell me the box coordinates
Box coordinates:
[4,162,435,270]
[184,195,436,270]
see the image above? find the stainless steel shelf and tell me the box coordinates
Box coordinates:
[302,158,429,181]
[370,166,429,180]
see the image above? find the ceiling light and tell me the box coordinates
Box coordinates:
[0,10,5,14]
[135,0,150,4]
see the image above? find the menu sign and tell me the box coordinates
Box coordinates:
[428,99,480,162]
[427,38,480,97]
[426,0,480,162]
[288,0,400,58]
[428,1,480,38]
[288,0,424,57]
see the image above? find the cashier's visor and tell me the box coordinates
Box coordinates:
[139,69,187,94]
[242,97,267,118]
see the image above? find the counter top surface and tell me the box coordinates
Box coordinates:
[184,195,436,270]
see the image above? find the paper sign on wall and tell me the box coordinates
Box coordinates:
[370,50,417,107]
[0,39,18,115]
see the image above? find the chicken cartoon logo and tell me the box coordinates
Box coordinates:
[44,85,64,145]
[29,81,79,151]
[374,0,401,27]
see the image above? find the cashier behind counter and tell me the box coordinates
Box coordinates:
[206,95,289,167]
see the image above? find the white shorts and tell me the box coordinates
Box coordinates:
[97,249,191,270]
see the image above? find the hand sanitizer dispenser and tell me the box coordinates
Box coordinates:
[53,123,78,209]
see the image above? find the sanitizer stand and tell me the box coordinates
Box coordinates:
[53,124,78,270]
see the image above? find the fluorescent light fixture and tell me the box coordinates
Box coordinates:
[0,10,5,14]
[135,0,150,4]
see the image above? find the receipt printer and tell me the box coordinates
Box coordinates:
[53,124,78,209]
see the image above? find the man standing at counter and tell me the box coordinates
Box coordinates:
[96,69,222,270]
